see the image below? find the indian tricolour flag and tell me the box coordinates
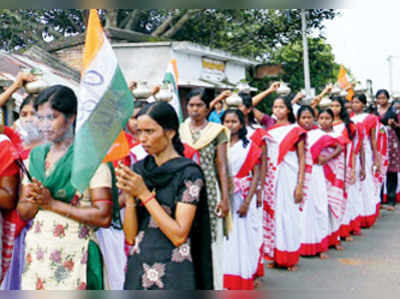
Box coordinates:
[163,59,183,123]
[71,9,134,193]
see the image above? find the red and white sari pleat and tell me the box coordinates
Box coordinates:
[223,140,262,290]
[332,123,358,239]
[351,113,381,227]
[263,124,306,267]
[325,124,348,246]
[300,129,334,256]
[247,126,267,277]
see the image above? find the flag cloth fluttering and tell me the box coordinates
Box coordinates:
[163,59,183,123]
[337,65,354,101]
[71,9,134,193]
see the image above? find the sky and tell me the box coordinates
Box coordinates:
[323,8,400,95]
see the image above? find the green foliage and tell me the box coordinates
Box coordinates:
[0,9,87,50]
[247,37,345,114]
[0,9,337,56]
[0,9,345,116]
[272,37,341,92]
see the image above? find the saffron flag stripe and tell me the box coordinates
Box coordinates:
[82,10,105,72]
[71,9,134,193]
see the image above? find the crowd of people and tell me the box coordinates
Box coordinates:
[0,73,399,290]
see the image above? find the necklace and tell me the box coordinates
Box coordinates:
[190,119,208,133]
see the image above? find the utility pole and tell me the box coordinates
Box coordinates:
[387,55,393,95]
[301,9,311,102]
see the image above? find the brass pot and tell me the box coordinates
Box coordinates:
[24,78,49,94]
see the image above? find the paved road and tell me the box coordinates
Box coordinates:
[258,207,400,299]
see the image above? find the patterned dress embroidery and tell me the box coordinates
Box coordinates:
[21,205,95,290]
[20,161,105,290]
[191,130,220,241]
[124,171,204,290]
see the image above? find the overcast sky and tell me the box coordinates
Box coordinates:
[323,8,400,95]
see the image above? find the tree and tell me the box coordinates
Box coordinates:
[0,9,88,50]
[249,37,344,114]
[0,9,338,57]
[271,37,341,93]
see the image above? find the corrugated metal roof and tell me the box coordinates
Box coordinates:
[0,48,80,111]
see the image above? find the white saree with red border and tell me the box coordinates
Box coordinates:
[300,128,337,256]
[262,123,306,267]
[223,139,262,290]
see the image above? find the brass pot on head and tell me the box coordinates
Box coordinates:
[225,92,243,108]
[154,82,173,102]
[276,82,291,96]
[23,68,48,94]
[132,81,152,99]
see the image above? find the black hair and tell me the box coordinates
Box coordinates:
[187,88,214,109]
[366,103,377,114]
[352,93,367,105]
[392,99,400,105]
[330,96,354,140]
[376,89,390,100]
[297,105,315,120]
[273,96,296,123]
[34,85,77,117]
[136,101,184,156]
[134,100,149,111]
[319,108,334,119]
[221,108,249,148]
[19,95,36,113]
[238,92,257,128]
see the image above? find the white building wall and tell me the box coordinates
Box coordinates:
[112,44,173,86]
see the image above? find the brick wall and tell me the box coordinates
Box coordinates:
[254,64,284,79]
[53,45,84,72]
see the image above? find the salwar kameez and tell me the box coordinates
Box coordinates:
[180,119,229,290]
[20,145,112,290]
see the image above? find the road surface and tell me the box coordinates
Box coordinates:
[258,207,400,299]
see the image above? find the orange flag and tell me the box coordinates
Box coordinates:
[337,65,354,101]
[103,131,131,162]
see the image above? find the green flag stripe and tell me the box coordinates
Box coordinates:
[163,72,183,121]
[72,67,134,193]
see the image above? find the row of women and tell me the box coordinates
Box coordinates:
[0,80,397,290]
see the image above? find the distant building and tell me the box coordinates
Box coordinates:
[0,47,79,125]
[44,27,258,118]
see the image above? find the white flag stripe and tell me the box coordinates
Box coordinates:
[76,33,118,131]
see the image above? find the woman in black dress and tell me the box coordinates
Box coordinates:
[116,102,213,290]
[376,89,400,210]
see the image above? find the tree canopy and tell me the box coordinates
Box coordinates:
[0,9,337,59]
[249,37,343,114]
[0,9,347,115]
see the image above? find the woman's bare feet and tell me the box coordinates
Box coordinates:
[287,266,298,272]
[319,252,329,259]
[335,244,344,251]
[345,236,353,242]
[386,205,395,211]
[254,278,263,289]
